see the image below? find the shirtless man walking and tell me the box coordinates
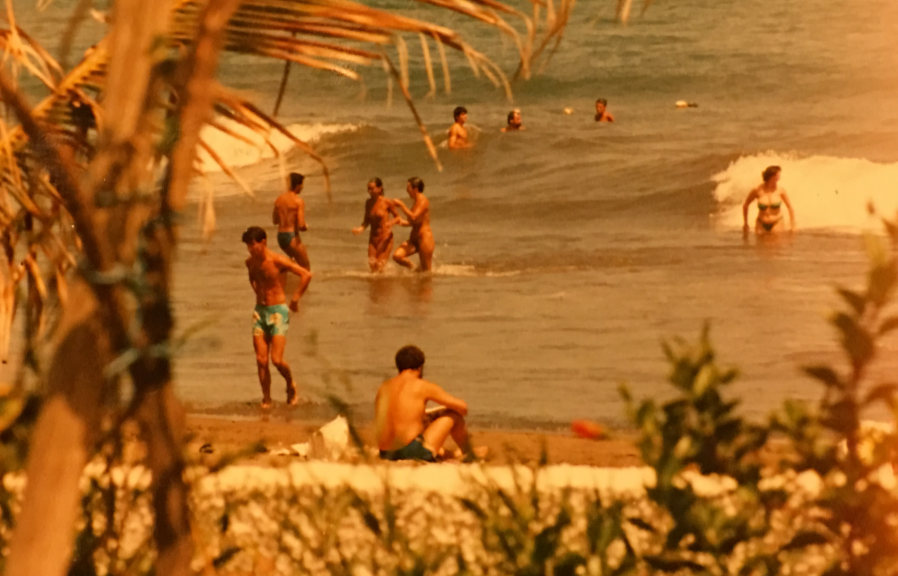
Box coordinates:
[273,172,310,270]
[243,226,312,409]
[392,177,434,272]
[375,345,474,462]
[448,106,472,149]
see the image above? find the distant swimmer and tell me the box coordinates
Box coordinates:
[392,177,434,272]
[273,172,310,270]
[742,165,796,235]
[501,109,525,132]
[448,105,472,149]
[594,98,615,123]
[242,226,312,409]
[352,177,402,273]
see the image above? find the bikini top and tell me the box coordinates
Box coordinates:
[758,202,781,211]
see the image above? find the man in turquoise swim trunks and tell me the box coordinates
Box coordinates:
[273,172,310,270]
[375,345,476,462]
[243,226,312,409]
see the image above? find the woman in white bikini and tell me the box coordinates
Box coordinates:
[742,165,795,234]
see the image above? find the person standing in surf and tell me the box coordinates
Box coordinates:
[273,172,311,270]
[352,177,403,273]
[742,165,796,235]
[392,177,434,272]
[243,226,312,409]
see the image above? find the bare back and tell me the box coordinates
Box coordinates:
[273,193,305,234]
[375,371,466,451]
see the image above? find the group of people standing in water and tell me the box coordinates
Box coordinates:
[240,171,434,409]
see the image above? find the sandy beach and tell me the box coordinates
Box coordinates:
[185,413,644,468]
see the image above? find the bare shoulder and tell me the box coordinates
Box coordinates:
[420,378,447,397]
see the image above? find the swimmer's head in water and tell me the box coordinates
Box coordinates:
[289,172,305,190]
[396,345,425,373]
[762,165,781,183]
[507,109,522,128]
[407,176,425,193]
[453,106,468,121]
[595,98,608,114]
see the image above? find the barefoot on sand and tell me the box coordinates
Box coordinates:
[286,383,298,407]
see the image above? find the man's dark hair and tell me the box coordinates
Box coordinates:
[241,226,267,244]
[290,172,305,190]
[395,345,425,372]
[453,106,467,120]
[595,98,608,106]
[507,110,517,124]
[407,177,425,193]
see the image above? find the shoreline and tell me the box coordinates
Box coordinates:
[185,412,644,468]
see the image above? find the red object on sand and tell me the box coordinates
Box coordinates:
[571,419,604,440]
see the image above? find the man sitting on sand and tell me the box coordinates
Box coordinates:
[375,345,477,462]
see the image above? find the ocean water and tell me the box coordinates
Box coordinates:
[10,1,898,430]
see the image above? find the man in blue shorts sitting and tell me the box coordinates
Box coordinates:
[375,345,475,462]
[243,226,312,409]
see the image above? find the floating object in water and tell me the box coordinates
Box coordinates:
[563,107,574,115]
[675,100,699,108]
[571,419,604,440]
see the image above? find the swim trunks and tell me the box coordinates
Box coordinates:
[277,231,296,252]
[252,303,290,338]
[379,435,436,462]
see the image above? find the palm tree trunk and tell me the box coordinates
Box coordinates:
[4,281,110,576]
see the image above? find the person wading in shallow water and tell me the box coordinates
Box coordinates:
[742,165,796,236]
[352,177,402,273]
[594,98,615,122]
[243,226,312,409]
[501,109,525,132]
[273,172,310,270]
[392,177,435,272]
[448,105,473,149]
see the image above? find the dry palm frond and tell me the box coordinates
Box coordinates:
[0,14,63,89]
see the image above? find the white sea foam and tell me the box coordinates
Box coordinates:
[712,152,898,232]
[196,118,360,173]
